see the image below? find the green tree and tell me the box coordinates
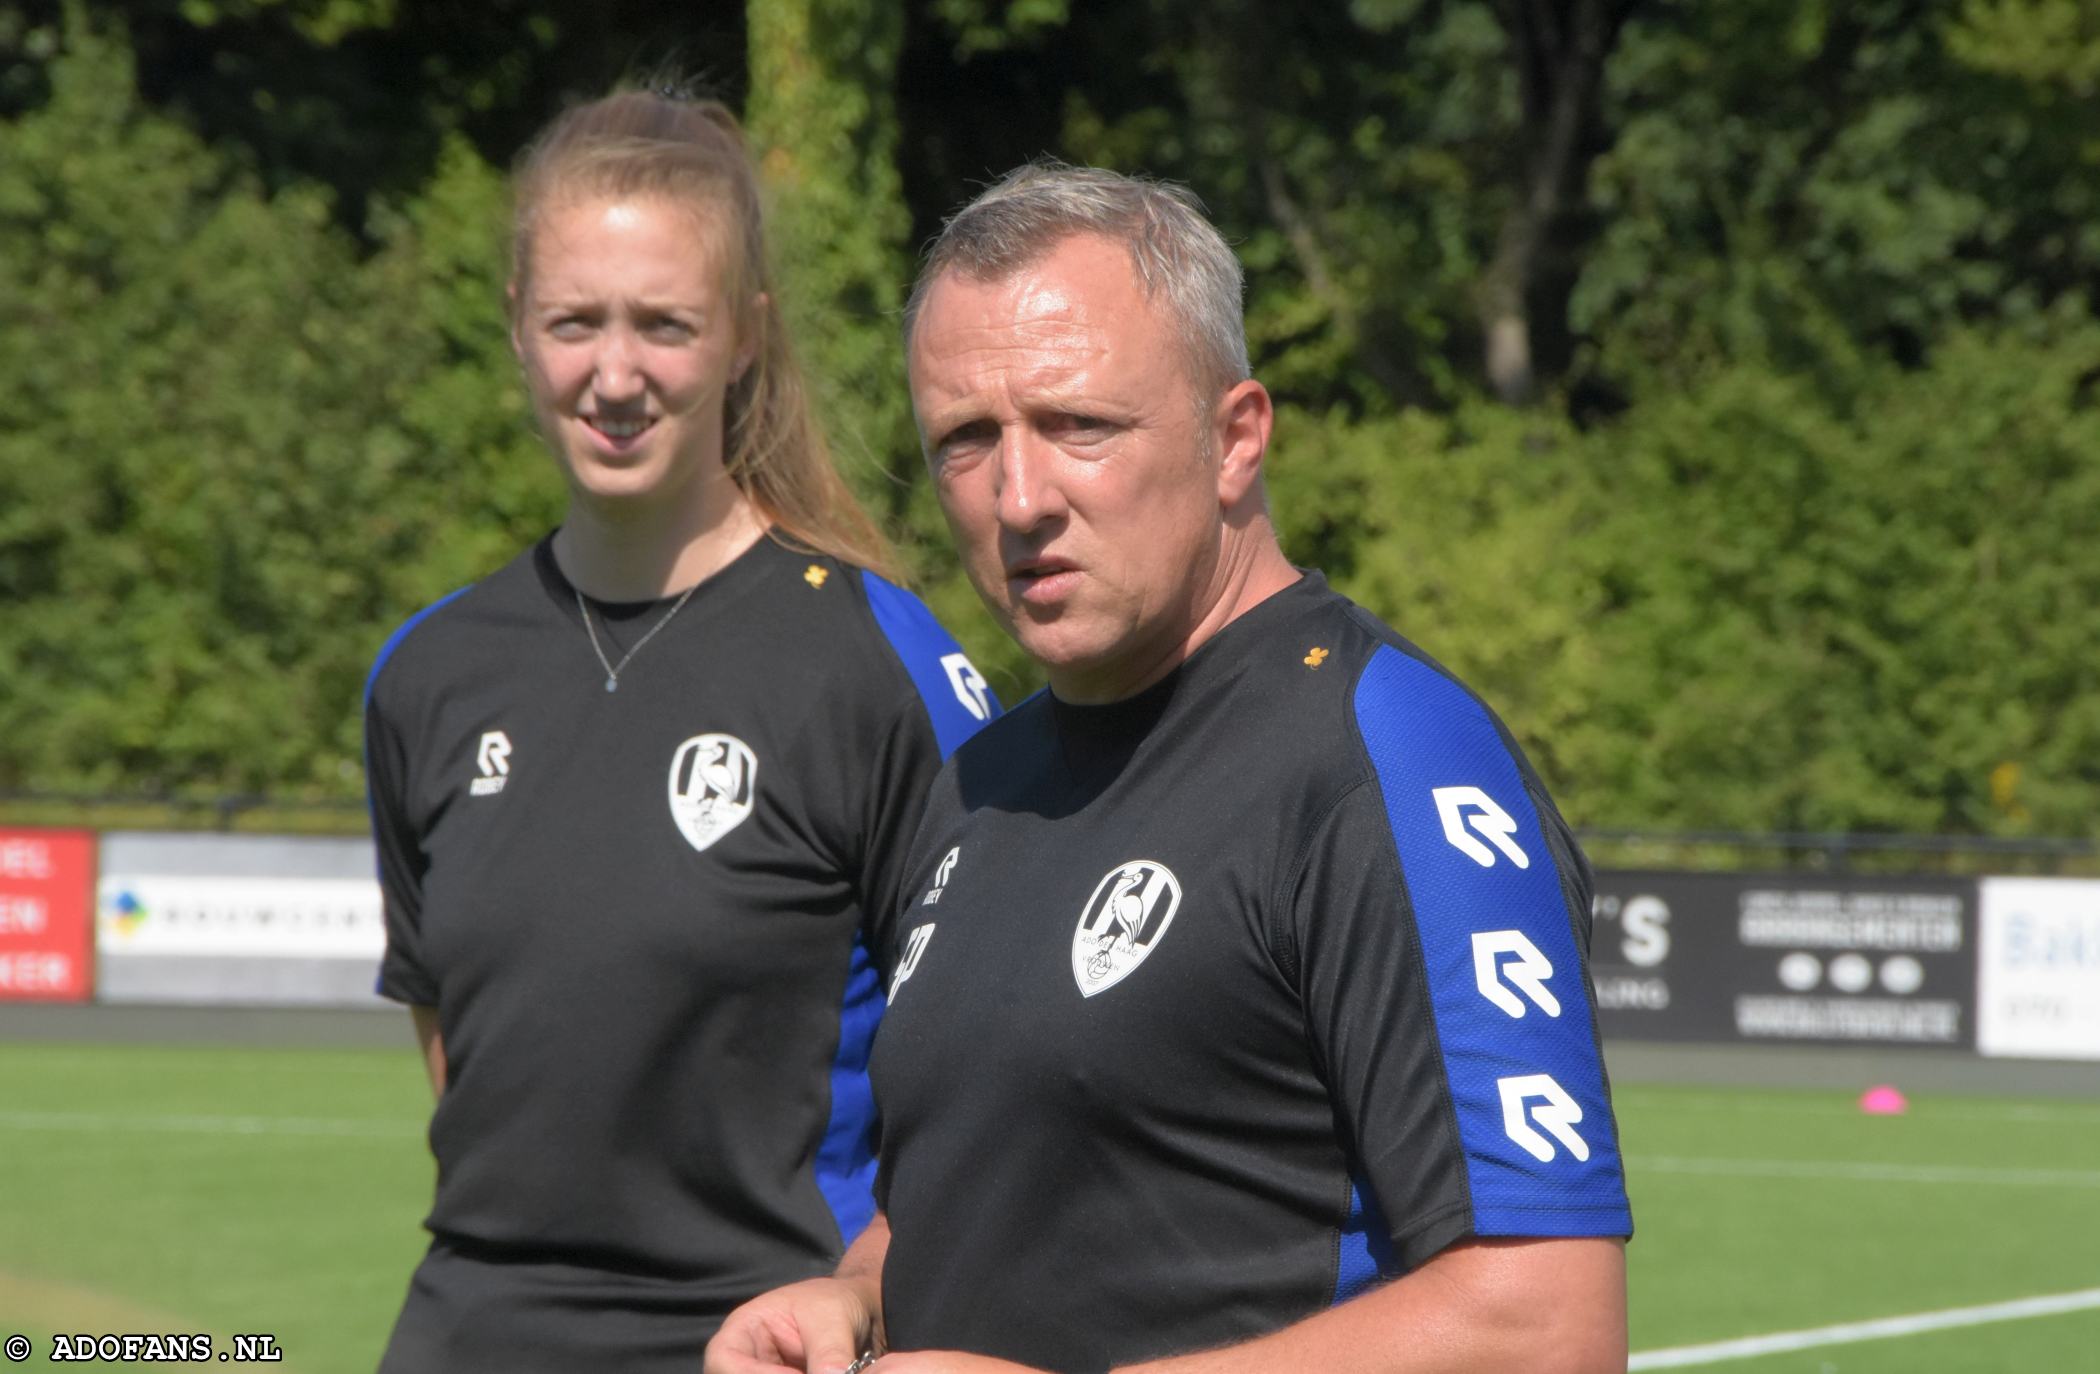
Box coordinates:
[1563,311,2100,837]
[746,0,1032,700]
[1576,0,2100,400]
[0,10,414,794]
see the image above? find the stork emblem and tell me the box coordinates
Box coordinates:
[1070,860,1183,997]
[667,733,758,852]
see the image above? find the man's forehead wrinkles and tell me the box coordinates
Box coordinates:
[926,315,1104,355]
[924,355,1115,415]
[920,337,1112,406]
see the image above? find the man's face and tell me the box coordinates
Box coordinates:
[910,234,1231,702]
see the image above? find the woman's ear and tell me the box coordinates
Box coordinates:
[734,293,770,383]
[507,280,525,365]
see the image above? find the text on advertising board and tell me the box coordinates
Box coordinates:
[0,828,95,1002]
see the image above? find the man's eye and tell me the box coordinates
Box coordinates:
[1057,414,1116,440]
[935,438,985,468]
[934,422,998,463]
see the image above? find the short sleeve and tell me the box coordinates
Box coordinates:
[1289,644,1631,1275]
[856,571,1001,962]
[365,656,438,1006]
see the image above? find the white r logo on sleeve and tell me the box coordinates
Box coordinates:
[940,653,992,721]
[1471,930,1561,1018]
[1432,786,1529,868]
[1498,1074,1589,1162]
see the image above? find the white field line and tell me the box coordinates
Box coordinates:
[1628,1286,2100,1369]
[1628,1154,2100,1188]
[1623,1095,2100,1125]
[0,1110,419,1139]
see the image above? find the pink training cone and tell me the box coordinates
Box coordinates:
[1859,1084,1909,1115]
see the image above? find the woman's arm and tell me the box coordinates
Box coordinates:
[409,1004,445,1096]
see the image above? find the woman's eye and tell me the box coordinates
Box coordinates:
[547,317,591,340]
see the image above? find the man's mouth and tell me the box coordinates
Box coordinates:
[1007,557,1078,600]
[1008,556,1073,580]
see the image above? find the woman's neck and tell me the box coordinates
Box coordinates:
[554,487,768,602]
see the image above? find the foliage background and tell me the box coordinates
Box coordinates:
[1,0,2094,838]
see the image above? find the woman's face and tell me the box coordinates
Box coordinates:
[512,194,752,512]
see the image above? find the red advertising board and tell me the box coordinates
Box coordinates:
[0,828,95,1001]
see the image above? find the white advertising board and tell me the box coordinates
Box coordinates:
[1976,877,2100,1061]
[95,833,388,1008]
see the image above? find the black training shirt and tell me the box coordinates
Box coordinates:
[365,533,996,1364]
[872,572,1629,1372]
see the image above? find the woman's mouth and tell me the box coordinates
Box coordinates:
[581,415,658,456]
[586,416,656,440]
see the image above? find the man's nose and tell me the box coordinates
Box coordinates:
[994,430,1067,531]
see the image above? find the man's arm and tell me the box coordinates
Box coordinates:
[708,1212,890,1374]
[872,1236,1623,1374]
[409,1004,445,1096]
[1118,1235,1623,1374]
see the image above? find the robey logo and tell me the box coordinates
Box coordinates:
[1471,929,1561,1018]
[1071,860,1182,997]
[922,847,960,906]
[471,731,511,797]
[1432,786,1530,868]
[667,734,757,853]
[941,652,993,722]
[1498,1073,1589,1162]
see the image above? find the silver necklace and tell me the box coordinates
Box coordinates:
[575,582,700,692]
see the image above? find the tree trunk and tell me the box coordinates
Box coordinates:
[746,0,915,516]
[1480,0,1638,406]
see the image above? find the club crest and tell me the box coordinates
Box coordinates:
[1071,860,1182,997]
[667,733,758,853]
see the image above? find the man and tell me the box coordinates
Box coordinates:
[709,163,1631,1374]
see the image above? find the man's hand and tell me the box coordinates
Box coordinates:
[871,1356,1045,1374]
[706,1276,879,1374]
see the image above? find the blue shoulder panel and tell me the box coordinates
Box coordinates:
[1352,645,1630,1238]
[814,933,885,1246]
[823,575,998,1241]
[362,587,471,710]
[1334,1177,1399,1304]
[860,571,1001,759]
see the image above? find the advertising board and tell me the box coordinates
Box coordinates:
[0,828,96,1002]
[95,832,387,1007]
[1976,878,2100,1061]
[1591,871,1976,1048]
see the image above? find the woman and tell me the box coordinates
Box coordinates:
[363,88,996,1372]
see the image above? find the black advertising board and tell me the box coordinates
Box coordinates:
[1588,871,1978,1049]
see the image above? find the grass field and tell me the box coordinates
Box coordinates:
[1,1043,2096,1372]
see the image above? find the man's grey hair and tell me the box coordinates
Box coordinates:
[903,161,1250,398]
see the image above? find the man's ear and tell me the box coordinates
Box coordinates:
[1214,379,1275,508]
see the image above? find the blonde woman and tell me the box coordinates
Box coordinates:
[364,89,996,1372]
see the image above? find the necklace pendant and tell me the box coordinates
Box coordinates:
[605,677,618,693]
